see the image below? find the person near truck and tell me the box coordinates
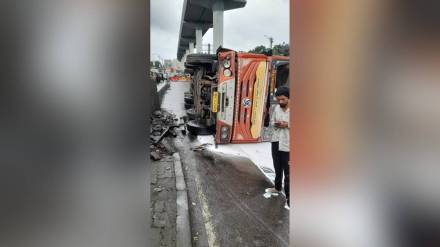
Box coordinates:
[266,86,290,209]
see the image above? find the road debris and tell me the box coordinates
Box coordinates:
[263,188,279,198]
[150,151,162,161]
[190,143,213,152]
[150,109,180,143]
[153,187,164,192]
[263,192,272,199]
[150,109,181,160]
[260,167,275,174]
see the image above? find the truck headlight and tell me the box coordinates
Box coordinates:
[223,69,231,77]
[221,126,229,140]
[223,59,231,69]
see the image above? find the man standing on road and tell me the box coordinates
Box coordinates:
[266,86,290,209]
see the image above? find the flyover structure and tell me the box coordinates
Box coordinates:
[177,0,247,61]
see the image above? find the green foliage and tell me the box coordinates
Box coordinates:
[248,43,289,56]
[272,42,289,56]
[248,45,270,55]
[150,60,162,68]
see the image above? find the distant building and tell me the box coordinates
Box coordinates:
[172,59,185,71]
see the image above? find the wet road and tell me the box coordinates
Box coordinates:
[174,135,289,247]
[161,80,190,119]
[162,81,289,246]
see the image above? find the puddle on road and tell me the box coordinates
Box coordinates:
[196,136,276,184]
[161,81,190,119]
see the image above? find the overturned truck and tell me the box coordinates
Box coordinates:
[184,48,289,144]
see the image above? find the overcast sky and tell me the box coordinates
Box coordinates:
[151,0,289,61]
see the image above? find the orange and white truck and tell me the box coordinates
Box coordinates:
[184,48,289,144]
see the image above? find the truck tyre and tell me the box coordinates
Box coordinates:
[184,68,194,75]
[184,103,193,109]
[184,96,193,104]
[186,120,214,136]
[186,108,197,120]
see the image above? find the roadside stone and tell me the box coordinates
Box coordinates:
[154,201,165,212]
[150,151,162,161]
[151,171,157,185]
[169,128,177,137]
[153,218,166,228]
[150,152,177,247]
[154,110,163,118]
[154,187,164,193]
[152,119,162,125]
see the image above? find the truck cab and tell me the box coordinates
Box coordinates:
[184,48,289,144]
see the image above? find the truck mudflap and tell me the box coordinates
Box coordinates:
[231,53,269,143]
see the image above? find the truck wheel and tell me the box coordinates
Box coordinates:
[184,96,193,104]
[186,120,214,136]
[186,108,197,120]
[184,68,194,75]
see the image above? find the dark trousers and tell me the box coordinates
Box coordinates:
[271,142,290,205]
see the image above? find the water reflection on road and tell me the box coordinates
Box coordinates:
[161,81,190,119]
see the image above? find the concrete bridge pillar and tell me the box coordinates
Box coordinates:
[212,1,224,51]
[195,28,203,53]
[189,42,195,54]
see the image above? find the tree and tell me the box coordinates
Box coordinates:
[248,43,289,56]
[149,60,163,68]
[272,42,289,56]
[248,45,269,55]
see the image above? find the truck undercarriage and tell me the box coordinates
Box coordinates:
[184,54,218,135]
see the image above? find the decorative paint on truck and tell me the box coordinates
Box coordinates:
[250,61,268,138]
[231,53,268,143]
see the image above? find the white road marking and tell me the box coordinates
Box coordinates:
[194,174,219,247]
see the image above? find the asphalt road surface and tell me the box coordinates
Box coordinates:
[163,81,289,247]
[173,132,289,247]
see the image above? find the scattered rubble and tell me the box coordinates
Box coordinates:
[190,143,213,152]
[150,151,162,161]
[150,109,183,160]
[153,187,164,193]
[193,232,200,242]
